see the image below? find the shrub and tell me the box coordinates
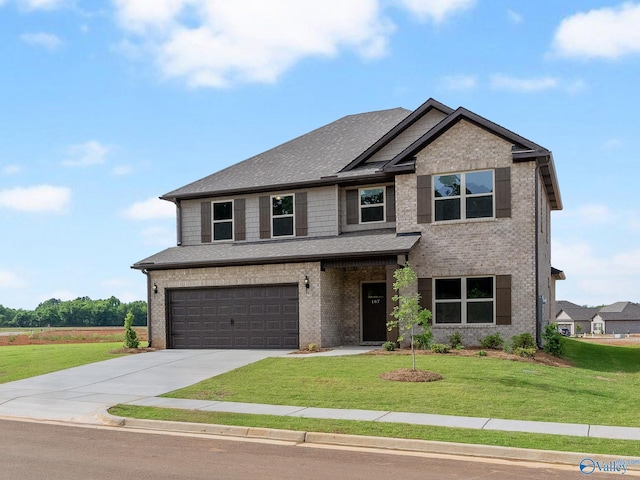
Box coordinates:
[307,343,317,352]
[448,332,464,349]
[477,350,487,357]
[123,311,139,349]
[514,347,537,358]
[511,333,536,350]
[382,341,396,352]
[542,323,565,357]
[430,343,451,354]
[479,333,503,350]
[414,332,433,350]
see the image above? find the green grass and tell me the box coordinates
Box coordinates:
[109,404,640,457]
[0,343,125,383]
[162,339,640,427]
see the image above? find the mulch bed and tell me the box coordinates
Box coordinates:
[380,369,443,382]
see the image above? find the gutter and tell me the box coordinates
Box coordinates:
[534,155,551,348]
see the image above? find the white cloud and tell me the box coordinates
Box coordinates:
[112,165,134,175]
[552,3,640,59]
[123,197,175,220]
[441,74,477,91]
[113,0,393,87]
[397,0,475,23]
[62,140,109,167]
[507,9,523,25]
[490,74,559,92]
[0,185,71,213]
[141,225,175,246]
[20,32,62,51]
[2,164,23,175]
[0,270,26,289]
[19,0,67,10]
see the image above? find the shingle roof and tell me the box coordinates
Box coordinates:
[133,230,421,270]
[597,302,640,321]
[556,301,598,321]
[163,108,411,200]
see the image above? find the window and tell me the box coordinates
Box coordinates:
[434,170,493,221]
[359,187,385,223]
[272,194,294,237]
[434,277,494,324]
[213,201,233,241]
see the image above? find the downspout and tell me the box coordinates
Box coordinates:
[176,199,182,246]
[141,269,152,348]
[534,156,551,348]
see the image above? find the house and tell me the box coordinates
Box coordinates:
[591,302,640,335]
[555,300,598,336]
[132,98,563,349]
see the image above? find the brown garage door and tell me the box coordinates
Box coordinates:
[168,285,299,349]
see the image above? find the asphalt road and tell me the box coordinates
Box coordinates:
[0,419,598,479]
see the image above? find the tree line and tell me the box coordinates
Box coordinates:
[0,297,147,328]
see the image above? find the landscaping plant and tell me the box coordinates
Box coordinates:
[542,322,565,357]
[124,311,140,349]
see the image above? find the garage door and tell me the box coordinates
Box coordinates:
[168,285,299,349]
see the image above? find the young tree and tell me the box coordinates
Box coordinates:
[123,311,140,349]
[387,264,432,371]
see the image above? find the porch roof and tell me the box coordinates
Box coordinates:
[132,230,421,271]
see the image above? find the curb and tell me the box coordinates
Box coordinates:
[100,410,640,470]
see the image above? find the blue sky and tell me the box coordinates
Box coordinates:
[1,0,639,310]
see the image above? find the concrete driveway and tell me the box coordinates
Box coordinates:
[0,349,289,424]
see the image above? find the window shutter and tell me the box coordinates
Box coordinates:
[295,192,308,237]
[496,274,512,325]
[417,175,431,224]
[200,201,211,243]
[418,277,433,323]
[495,167,511,218]
[259,196,270,239]
[386,185,396,223]
[234,198,246,241]
[346,189,358,225]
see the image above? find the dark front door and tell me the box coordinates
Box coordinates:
[362,282,387,342]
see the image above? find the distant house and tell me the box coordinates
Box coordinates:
[133,98,563,350]
[556,300,598,335]
[592,302,640,335]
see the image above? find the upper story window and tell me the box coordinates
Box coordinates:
[272,194,294,237]
[359,187,385,223]
[434,276,494,324]
[213,201,233,241]
[434,170,493,221]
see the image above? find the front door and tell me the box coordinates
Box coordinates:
[362,282,387,343]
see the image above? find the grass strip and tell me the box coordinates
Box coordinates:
[110,404,640,457]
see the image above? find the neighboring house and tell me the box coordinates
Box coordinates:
[555,300,598,335]
[592,302,640,335]
[133,98,563,349]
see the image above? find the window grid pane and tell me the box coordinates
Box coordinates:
[213,222,232,241]
[433,171,494,221]
[434,277,495,324]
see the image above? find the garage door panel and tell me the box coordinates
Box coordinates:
[169,284,299,349]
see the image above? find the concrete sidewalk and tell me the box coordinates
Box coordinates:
[1,346,640,442]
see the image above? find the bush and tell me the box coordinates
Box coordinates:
[511,333,536,350]
[382,341,396,352]
[430,343,451,354]
[123,311,139,349]
[479,333,504,350]
[542,323,565,357]
[448,332,464,349]
[414,331,433,350]
[477,350,487,357]
[308,343,317,352]
[514,347,537,358]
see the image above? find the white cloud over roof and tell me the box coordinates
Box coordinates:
[123,197,175,220]
[0,185,71,213]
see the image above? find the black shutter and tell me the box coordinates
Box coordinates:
[234,198,245,241]
[418,277,433,324]
[495,167,511,218]
[417,175,431,224]
[295,192,308,237]
[259,196,270,239]
[201,201,211,243]
[386,185,396,223]
[346,189,358,224]
[496,275,512,325]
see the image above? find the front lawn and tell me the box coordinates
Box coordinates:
[0,343,125,383]
[163,339,640,427]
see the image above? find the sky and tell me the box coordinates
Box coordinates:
[1,0,639,310]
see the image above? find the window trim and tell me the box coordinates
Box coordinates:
[358,186,386,224]
[212,200,234,242]
[433,276,496,325]
[433,170,495,222]
[271,193,295,238]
